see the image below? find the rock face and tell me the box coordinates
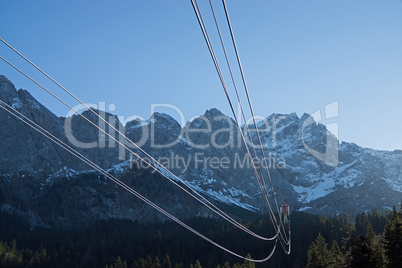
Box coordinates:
[0,74,401,228]
[0,76,65,175]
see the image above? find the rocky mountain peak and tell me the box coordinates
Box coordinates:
[0,74,14,89]
[203,108,225,119]
[0,75,23,110]
[149,112,181,132]
[150,112,177,123]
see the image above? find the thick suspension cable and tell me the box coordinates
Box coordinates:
[191,0,290,249]
[221,0,290,245]
[0,99,279,262]
[191,0,276,223]
[190,0,283,241]
[207,0,282,233]
[0,53,279,241]
[220,0,279,215]
[206,0,289,244]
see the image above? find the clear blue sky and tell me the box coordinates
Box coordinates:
[1,1,402,151]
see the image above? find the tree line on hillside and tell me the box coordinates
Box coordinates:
[0,203,401,267]
[307,204,402,268]
[105,254,257,268]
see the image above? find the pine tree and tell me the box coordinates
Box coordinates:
[366,223,385,268]
[194,259,202,268]
[242,254,255,268]
[162,254,172,268]
[113,256,127,268]
[29,245,49,266]
[131,260,140,268]
[173,263,184,268]
[0,241,5,258]
[366,222,376,243]
[145,256,153,268]
[329,240,343,268]
[307,242,319,268]
[153,256,161,268]
[383,205,402,267]
[307,233,333,268]
[137,257,146,268]
[316,234,332,267]
[342,225,356,266]
[222,261,230,268]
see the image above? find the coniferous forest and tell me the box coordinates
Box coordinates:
[0,203,401,268]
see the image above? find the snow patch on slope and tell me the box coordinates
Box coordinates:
[292,175,335,203]
[382,177,402,192]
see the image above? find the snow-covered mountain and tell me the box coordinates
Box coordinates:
[1,75,401,228]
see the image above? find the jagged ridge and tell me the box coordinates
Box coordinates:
[0,75,401,228]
